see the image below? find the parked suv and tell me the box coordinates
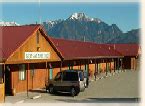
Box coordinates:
[45,69,85,97]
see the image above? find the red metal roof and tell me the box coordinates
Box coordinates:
[49,37,122,60]
[0,25,140,62]
[107,44,140,56]
[0,25,40,60]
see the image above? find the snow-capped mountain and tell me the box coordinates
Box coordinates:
[68,13,102,23]
[43,19,63,31]
[0,21,20,26]
[43,13,102,31]
[68,13,89,20]
[43,12,139,43]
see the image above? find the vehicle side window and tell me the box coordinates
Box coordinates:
[62,72,68,81]
[54,72,61,81]
[79,72,84,81]
[63,72,78,81]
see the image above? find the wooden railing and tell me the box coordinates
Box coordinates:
[0,83,4,103]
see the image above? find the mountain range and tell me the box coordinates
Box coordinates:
[43,13,140,44]
[0,21,20,26]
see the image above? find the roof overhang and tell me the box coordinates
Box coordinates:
[5,59,60,65]
[63,56,124,61]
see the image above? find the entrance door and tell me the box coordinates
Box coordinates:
[49,68,53,80]
[5,66,12,95]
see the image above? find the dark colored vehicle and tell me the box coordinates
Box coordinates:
[45,70,85,97]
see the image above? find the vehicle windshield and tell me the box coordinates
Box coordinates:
[63,72,78,81]
[54,72,61,81]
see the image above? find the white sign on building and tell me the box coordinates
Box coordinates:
[25,52,50,60]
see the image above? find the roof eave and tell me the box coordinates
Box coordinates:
[63,56,124,61]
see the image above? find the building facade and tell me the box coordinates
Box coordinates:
[0,25,140,102]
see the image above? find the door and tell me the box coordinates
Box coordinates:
[5,66,12,95]
[49,68,53,80]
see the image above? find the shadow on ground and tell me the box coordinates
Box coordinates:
[29,89,46,93]
[51,92,72,97]
[54,98,140,103]
[29,89,72,97]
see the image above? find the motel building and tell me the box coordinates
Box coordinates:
[0,25,140,102]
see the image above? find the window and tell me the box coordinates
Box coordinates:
[54,72,62,81]
[63,72,78,81]
[19,64,26,80]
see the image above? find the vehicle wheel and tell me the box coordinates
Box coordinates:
[71,87,76,97]
[49,85,54,94]
[46,89,49,93]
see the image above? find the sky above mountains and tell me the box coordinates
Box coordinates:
[1,0,139,2]
[1,2,140,32]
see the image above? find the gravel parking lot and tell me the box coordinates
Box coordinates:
[5,70,140,103]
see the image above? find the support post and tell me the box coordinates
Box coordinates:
[27,63,29,98]
[86,59,89,87]
[114,59,116,72]
[31,64,34,90]
[60,61,62,72]
[80,60,81,70]
[88,59,89,78]
[48,62,49,80]
[134,58,136,70]
[68,61,70,70]
[97,61,98,74]
[106,60,108,76]
[45,62,48,85]
[120,58,123,72]
[110,61,111,73]
[3,63,6,102]
[135,58,137,70]
[118,58,120,72]
[94,59,97,81]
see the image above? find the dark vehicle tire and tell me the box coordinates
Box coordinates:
[46,86,49,93]
[46,88,49,93]
[71,87,77,97]
[49,85,54,94]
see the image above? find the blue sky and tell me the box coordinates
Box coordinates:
[0,0,139,2]
[1,2,140,32]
